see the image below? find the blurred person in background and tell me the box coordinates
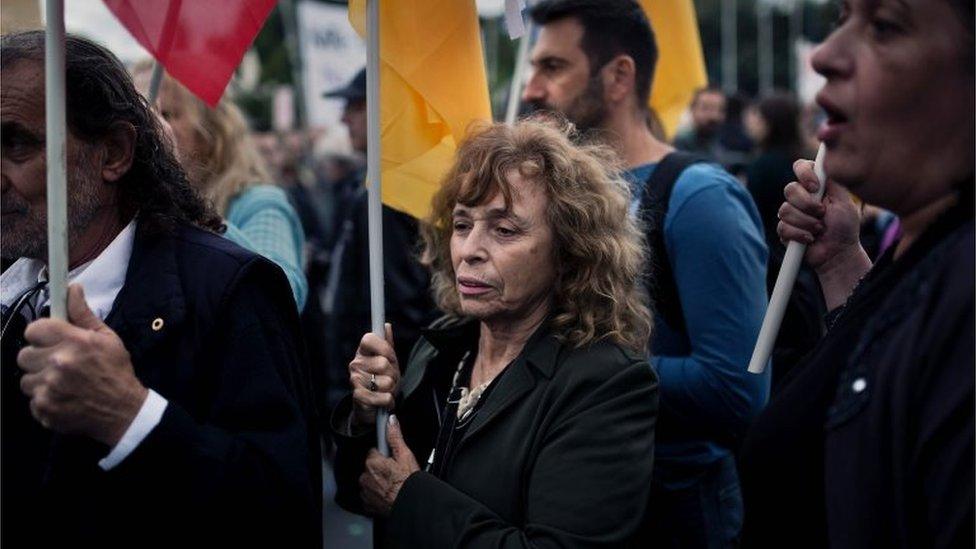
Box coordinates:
[717,92,755,180]
[133,62,308,310]
[287,129,364,454]
[673,87,727,156]
[321,68,438,442]
[676,86,753,175]
[744,92,825,387]
[739,0,974,546]
[745,92,813,238]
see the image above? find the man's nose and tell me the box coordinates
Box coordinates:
[811,24,853,81]
[522,71,545,104]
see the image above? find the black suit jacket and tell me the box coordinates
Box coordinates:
[333,317,659,548]
[2,222,322,548]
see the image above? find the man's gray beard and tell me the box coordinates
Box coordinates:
[1,155,105,261]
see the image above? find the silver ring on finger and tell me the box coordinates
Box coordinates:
[368,373,378,392]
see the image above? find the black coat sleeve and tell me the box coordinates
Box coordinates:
[104,260,322,548]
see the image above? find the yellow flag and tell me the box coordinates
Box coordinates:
[640,0,708,140]
[349,0,492,220]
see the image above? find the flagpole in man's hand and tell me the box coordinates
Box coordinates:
[365,0,390,456]
[45,0,68,321]
[748,143,827,374]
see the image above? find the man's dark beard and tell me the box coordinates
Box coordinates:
[527,73,607,135]
[697,120,721,140]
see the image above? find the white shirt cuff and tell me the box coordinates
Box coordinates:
[98,389,168,471]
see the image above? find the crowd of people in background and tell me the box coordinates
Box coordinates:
[1,0,972,547]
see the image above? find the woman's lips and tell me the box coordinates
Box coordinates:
[817,118,846,144]
[457,277,494,296]
[816,95,849,144]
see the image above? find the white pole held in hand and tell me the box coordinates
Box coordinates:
[366,0,390,456]
[45,0,69,321]
[748,143,827,374]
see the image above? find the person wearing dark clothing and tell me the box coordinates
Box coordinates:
[321,69,439,417]
[325,183,439,408]
[2,224,324,549]
[286,154,363,451]
[333,121,659,547]
[335,316,658,548]
[740,196,974,549]
[739,1,975,546]
[0,31,321,548]
[522,3,770,546]
[674,88,729,161]
[745,92,826,388]
[716,92,755,178]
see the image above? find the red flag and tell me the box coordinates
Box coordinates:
[103,0,277,107]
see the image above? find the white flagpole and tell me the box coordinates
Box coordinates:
[366,0,390,456]
[147,61,165,103]
[504,21,532,125]
[45,0,68,321]
[748,143,827,374]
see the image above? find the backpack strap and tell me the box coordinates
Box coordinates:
[638,152,708,345]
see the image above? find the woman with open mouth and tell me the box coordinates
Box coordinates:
[739,0,974,547]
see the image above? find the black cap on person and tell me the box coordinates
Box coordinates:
[323,68,366,101]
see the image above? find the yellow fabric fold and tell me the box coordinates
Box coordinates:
[640,0,708,140]
[350,0,492,219]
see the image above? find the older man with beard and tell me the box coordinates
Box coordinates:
[0,31,321,548]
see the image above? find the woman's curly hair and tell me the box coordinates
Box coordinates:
[421,118,652,352]
[1,31,223,236]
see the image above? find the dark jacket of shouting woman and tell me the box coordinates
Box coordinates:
[739,194,974,549]
[332,316,659,548]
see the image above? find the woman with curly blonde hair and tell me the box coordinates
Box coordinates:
[332,119,659,547]
[132,62,307,309]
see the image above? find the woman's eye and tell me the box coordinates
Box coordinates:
[453,221,470,232]
[870,17,901,39]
